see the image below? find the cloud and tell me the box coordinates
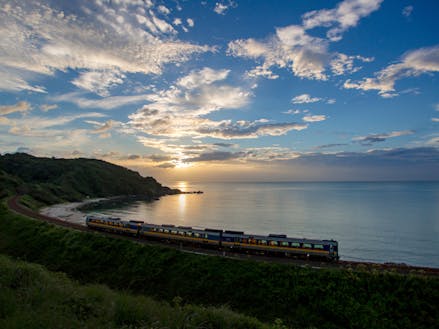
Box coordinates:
[72,70,126,97]
[214,1,237,15]
[187,151,244,162]
[402,5,413,17]
[157,5,171,15]
[0,101,31,115]
[40,104,58,112]
[227,0,382,80]
[302,0,383,41]
[353,130,414,145]
[176,67,230,89]
[0,1,212,92]
[0,117,12,125]
[228,27,329,81]
[432,118,439,122]
[148,154,173,162]
[344,46,439,97]
[292,94,321,104]
[51,92,150,110]
[314,143,349,149]
[187,18,194,27]
[303,115,327,122]
[127,67,289,140]
[330,53,374,75]
[246,66,279,79]
[195,121,308,139]
[283,109,301,115]
[213,142,237,148]
[9,112,106,132]
[85,119,120,138]
[0,69,46,93]
[156,162,176,169]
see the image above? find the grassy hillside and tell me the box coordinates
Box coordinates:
[1,201,437,329]
[0,153,179,206]
[0,254,274,329]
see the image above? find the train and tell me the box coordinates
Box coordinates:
[85,215,339,261]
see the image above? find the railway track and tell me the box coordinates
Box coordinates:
[6,195,439,276]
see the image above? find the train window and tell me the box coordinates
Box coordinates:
[291,242,300,247]
[159,229,164,233]
[314,244,324,249]
[281,241,289,247]
[269,241,278,246]
[178,231,184,236]
[164,230,169,233]
[303,243,312,249]
[259,240,267,245]
[194,233,200,238]
[204,234,209,239]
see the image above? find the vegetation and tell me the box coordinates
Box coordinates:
[0,153,179,206]
[1,202,438,329]
[0,254,273,329]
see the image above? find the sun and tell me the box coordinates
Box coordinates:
[174,160,192,169]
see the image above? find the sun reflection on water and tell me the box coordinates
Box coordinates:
[176,181,188,192]
[178,194,186,220]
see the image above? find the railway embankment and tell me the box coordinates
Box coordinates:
[2,197,438,328]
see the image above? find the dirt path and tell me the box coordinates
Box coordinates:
[6,195,439,276]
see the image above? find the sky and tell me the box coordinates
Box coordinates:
[0,0,438,183]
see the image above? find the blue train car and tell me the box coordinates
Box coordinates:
[85,215,339,261]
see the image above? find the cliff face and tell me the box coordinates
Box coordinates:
[0,153,179,205]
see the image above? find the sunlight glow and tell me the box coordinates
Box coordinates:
[174,160,192,169]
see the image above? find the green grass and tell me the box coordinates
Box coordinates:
[1,200,438,328]
[0,254,274,329]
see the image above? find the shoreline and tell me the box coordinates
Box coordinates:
[5,195,436,274]
[39,198,105,226]
[37,198,439,272]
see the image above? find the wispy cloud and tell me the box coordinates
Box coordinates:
[214,1,237,15]
[0,0,212,93]
[330,53,374,75]
[72,70,126,97]
[51,93,150,110]
[128,67,301,140]
[292,94,322,104]
[40,104,58,112]
[353,130,414,145]
[344,46,439,97]
[0,101,31,115]
[303,115,327,122]
[302,0,383,41]
[402,5,413,17]
[227,0,382,80]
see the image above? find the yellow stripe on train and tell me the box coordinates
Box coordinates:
[88,221,330,255]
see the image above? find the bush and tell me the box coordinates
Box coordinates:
[0,254,271,329]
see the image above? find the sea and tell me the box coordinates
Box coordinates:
[84,181,439,268]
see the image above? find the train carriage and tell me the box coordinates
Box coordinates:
[85,215,339,261]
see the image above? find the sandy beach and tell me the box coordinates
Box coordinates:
[40,198,105,226]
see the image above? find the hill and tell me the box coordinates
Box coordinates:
[0,153,179,206]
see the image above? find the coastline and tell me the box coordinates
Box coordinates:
[39,198,105,226]
[8,195,438,274]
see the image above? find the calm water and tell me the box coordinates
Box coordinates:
[88,182,439,268]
